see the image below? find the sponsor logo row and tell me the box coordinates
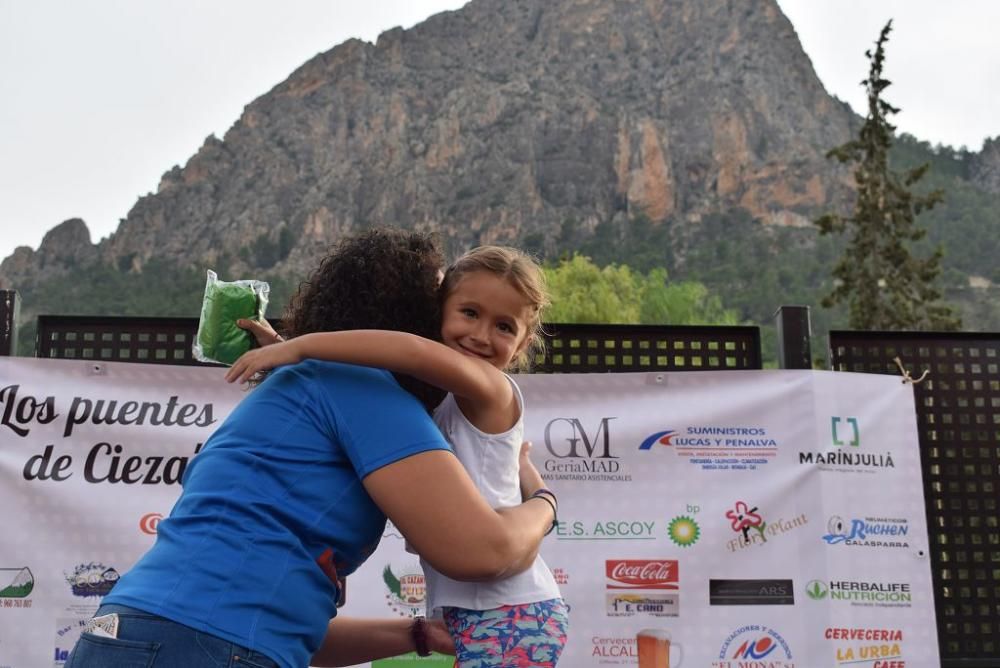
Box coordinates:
[377,559,914,620]
[4,559,914,668]
[590,624,908,667]
[551,506,912,553]
[539,415,895,481]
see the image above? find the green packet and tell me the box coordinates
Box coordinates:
[193,270,269,365]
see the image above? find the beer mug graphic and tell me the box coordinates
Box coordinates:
[637,628,683,668]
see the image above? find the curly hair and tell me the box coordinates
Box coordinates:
[281,228,446,410]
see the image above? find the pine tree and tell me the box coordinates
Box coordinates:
[815,20,960,330]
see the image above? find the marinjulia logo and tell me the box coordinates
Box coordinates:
[822,515,910,549]
[382,564,425,617]
[799,416,895,473]
[713,625,795,667]
[0,567,35,598]
[65,563,120,598]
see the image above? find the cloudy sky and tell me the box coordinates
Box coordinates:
[1,0,998,262]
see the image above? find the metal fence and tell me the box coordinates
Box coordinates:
[829,330,1000,668]
[27,314,762,373]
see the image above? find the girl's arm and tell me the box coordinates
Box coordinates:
[226,330,514,422]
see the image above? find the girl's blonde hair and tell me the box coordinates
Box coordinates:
[440,245,550,372]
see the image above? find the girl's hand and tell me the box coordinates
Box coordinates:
[236,318,283,347]
[225,340,303,384]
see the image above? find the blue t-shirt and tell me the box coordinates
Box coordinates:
[105,361,450,668]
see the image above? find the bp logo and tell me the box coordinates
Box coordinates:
[667,516,700,547]
[382,564,426,617]
[806,580,829,600]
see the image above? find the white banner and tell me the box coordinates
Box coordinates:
[0,358,939,667]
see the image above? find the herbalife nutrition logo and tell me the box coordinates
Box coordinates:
[799,416,895,471]
[806,580,828,600]
[806,579,911,607]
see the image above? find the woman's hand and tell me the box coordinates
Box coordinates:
[225,339,303,384]
[426,619,456,655]
[236,318,283,347]
[518,441,546,499]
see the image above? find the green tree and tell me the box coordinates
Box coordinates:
[815,20,959,330]
[545,254,642,323]
[544,254,739,325]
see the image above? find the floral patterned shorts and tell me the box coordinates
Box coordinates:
[442,598,569,667]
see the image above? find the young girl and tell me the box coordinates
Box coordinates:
[227,246,568,667]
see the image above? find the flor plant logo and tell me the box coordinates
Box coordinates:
[726,501,766,544]
[831,416,860,446]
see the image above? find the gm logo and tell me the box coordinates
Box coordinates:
[831,416,859,447]
[544,417,617,458]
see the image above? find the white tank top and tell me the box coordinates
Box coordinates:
[422,376,561,613]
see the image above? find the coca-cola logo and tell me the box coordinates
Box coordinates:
[605,559,679,589]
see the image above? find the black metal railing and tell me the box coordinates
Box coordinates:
[829,330,1000,667]
[30,313,764,373]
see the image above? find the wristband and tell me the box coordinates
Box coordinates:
[529,490,558,535]
[533,487,557,504]
[410,615,431,657]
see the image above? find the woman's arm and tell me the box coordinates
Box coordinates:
[363,449,555,581]
[310,616,453,666]
[226,330,511,410]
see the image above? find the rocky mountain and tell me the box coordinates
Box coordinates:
[2,0,858,288]
[4,0,999,345]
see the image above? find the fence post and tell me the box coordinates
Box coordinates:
[773,305,811,369]
[0,290,20,356]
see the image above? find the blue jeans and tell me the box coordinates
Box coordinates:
[64,604,281,668]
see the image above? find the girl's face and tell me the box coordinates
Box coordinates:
[440,270,533,371]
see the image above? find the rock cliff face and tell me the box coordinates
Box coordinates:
[971,136,1000,194]
[1,219,97,286]
[4,0,858,287]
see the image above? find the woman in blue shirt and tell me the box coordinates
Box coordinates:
[65,229,556,668]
